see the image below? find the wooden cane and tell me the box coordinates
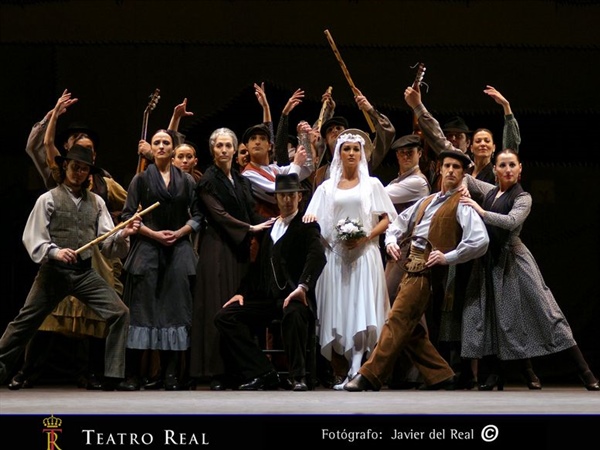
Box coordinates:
[315,86,333,132]
[75,201,160,254]
[324,29,376,133]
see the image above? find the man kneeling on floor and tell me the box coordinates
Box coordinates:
[214,174,326,391]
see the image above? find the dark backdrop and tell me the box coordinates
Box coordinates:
[1,0,599,381]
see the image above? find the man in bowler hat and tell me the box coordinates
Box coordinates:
[215,174,326,391]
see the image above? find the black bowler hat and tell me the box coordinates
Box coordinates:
[320,116,348,138]
[54,144,99,174]
[442,116,471,134]
[438,149,473,169]
[391,134,422,151]
[56,121,100,148]
[242,123,272,144]
[269,173,309,194]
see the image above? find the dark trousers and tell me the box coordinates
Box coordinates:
[0,263,129,382]
[214,298,311,380]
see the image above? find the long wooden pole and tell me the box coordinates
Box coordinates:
[315,86,333,132]
[324,29,376,133]
[75,201,160,254]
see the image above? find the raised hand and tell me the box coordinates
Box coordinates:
[322,88,336,111]
[173,98,194,120]
[254,82,269,109]
[404,86,422,109]
[54,89,78,115]
[283,88,305,115]
[353,87,373,112]
[483,85,512,115]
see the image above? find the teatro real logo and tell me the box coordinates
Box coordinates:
[42,414,63,450]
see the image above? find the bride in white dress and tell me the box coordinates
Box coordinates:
[303,129,397,389]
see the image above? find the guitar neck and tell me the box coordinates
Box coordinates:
[141,109,150,141]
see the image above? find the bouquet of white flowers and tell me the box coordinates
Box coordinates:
[335,217,367,241]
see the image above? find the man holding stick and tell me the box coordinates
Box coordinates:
[0,145,141,388]
[313,30,396,189]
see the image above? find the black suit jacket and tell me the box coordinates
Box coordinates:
[237,212,326,312]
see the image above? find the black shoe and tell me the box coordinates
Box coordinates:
[455,372,475,390]
[522,368,542,390]
[580,370,600,391]
[85,373,104,391]
[142,377,164,390]
[293,377,308,392]
[478,374,504,391]
[280,378,295,391]
[238,371,280,391]
[8,372,33,391]
[209,378,227,391]
[344,374,379,392]
[104,376,141,391]
[164,374,181,391]
[419,375,458,391]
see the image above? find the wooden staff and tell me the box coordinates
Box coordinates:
[75,201,160,254]
[315,86,333,132]
[324,29,376,133]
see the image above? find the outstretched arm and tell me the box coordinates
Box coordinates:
[254,82,272,125]
[44,89,78,171]
[405,86,459,156]
[26,109,56,189]
[484,85,521,153]
[355,87,395,169]
[274,88,305,165]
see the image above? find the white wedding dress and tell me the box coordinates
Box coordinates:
[306,179,393,369]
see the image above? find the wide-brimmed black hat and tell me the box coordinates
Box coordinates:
[442,116,471,134]
[438,149,473,169]
[242,123,272,144]
[391,134,422,151]
[56,121,99,148]
[54,144,99,174]
[269,173,309,193]
[320,116,348,138]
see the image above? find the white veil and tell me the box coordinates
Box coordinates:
[318,131,375,244]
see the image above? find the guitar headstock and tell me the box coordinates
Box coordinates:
[411,63,426,92]
[146,88,161,113]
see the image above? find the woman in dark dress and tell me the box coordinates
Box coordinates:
[121,129,202,390]
[461,149,599,391]
[190,127,274,390]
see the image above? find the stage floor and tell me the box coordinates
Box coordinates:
[2,382,599,415]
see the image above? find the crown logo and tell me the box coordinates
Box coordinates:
[42,414,62,429]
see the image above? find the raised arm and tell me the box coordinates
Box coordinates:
[355,88,395,169]
[26,109,55,189]
[274,88,305,165]
[43,90,78,172]
[484,85,521,153]
[168,98,194,132]
[405,86,458,156]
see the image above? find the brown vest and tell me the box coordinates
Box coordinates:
[413,191,462,253]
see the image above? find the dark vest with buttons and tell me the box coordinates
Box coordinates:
[49,186,99,261]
